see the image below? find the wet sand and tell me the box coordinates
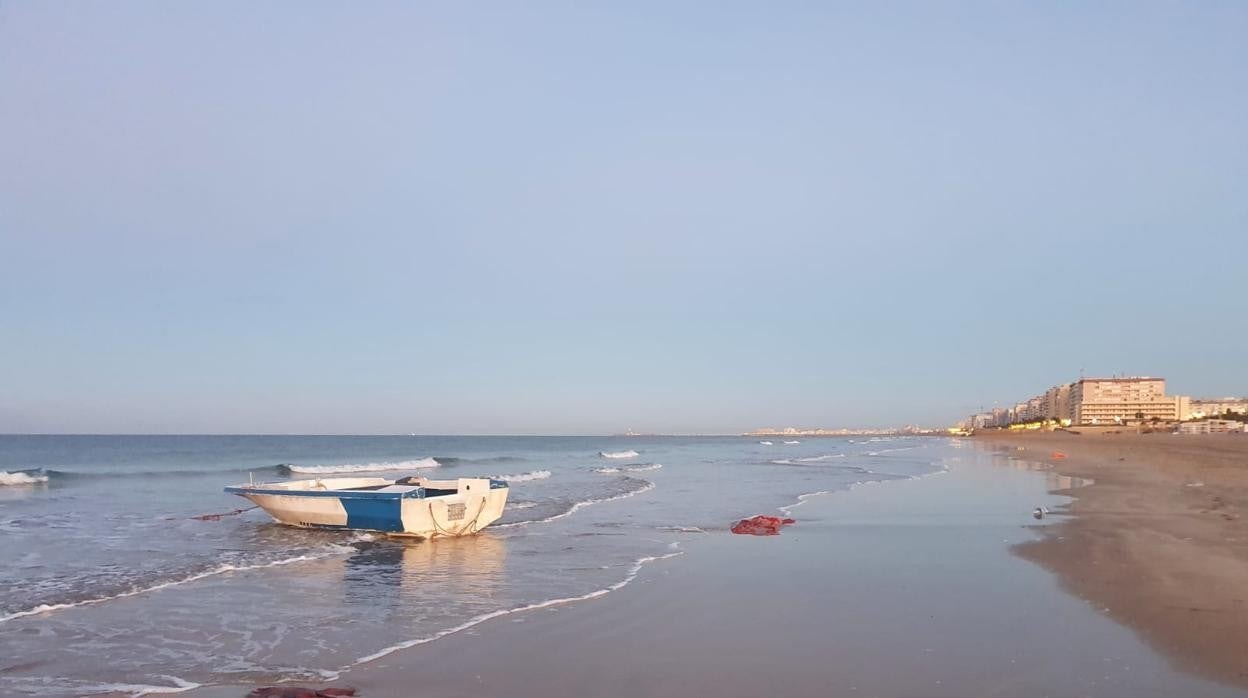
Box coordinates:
[183,442,1247,698]
[981,431,1248,689]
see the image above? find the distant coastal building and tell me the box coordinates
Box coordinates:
[965,375,1218,429]
[1177,419,1245,434]
[1188,398,1248,419]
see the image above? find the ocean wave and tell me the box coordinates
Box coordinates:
[436,455,526,466]
[775,459,947,516]
[76,676,202,696]
[598,450,639,459]
[783,440,801,445]
[492,470,552,482]
[864,446,922,456]
[354,549,682,665]
[593,463,662,474]
[281,458,440,475]
[1,463,296,483]
[0,469,50,486]
[0,538,367,624]
[778,490,832,516]
[658,525,706,533]
[509,501,538,509]
[758,441,773,445]
[768,454,847,466]
[495,477,655,529]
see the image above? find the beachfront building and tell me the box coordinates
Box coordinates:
[1177,419,1246,434]
[1041,384,1072,422]
[1069,377,1190,425]
[991,407,1011,427]
[1188,398,1248,420]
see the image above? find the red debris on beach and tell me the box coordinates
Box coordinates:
[1051,451,1068,460]
[246,688,356,698]
[731,515,796,536]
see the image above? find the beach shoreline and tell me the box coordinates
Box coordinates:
[976,430,1248,689]
[177,439,1246,698]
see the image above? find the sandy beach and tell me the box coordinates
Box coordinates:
[979,431,1248,689]
[181,440,1248,698]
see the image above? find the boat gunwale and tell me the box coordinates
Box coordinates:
[223,480,509,500]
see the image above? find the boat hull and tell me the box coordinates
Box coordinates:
[225,477,509,538]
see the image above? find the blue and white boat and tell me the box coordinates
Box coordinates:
[224,475,509,538]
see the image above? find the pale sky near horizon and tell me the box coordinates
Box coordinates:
[2,2,1245,434]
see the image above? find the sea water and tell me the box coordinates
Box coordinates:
[0,435,943,696]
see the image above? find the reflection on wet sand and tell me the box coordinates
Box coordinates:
[987,446,1095,491]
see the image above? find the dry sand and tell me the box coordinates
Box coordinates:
[981,431,1248,688]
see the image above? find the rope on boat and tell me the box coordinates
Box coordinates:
[178,505,260,522]
[427,497,488,537]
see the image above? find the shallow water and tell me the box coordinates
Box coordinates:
[0,434,942,696]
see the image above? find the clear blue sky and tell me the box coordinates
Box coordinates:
[2,2,1245,434]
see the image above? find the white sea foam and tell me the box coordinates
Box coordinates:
[495,480,656,529]
[493,470,552,482]
[509,501,538,509]
[758,441,773,445]
[778,490,832,516]
[865,446,921,456]
[0,539,365,624]
[775,455,947,516]
[354,549,683,665]
[79,675,202,696]
[593,463,662,474]
[658,525,706,533]
[598,450,640,459]
[286,458,440,474]
[0,470,49,486]
[783,440,801,445]
[796,454,845,462]
[770,454,845,465]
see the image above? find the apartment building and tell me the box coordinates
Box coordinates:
[1041,384,1072,421]
[1069,377,1189,425]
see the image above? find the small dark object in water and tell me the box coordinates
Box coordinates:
[247,688,356,698]
[1033,507,1049,520]
[731,515,796,536]
[183,505,258,522]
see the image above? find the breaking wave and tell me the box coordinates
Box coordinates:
[492,470,552,482]
[75,676,202,696]
[598,450,639,459]
[0,469,50,486]
[769,454,848,465]
[593,463,662,474]
[865,446,922,456]
[280,458,440,475]
[496,477,655,529]
[436,455,526,466]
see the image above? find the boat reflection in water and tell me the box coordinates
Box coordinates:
[341,533,509,610]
